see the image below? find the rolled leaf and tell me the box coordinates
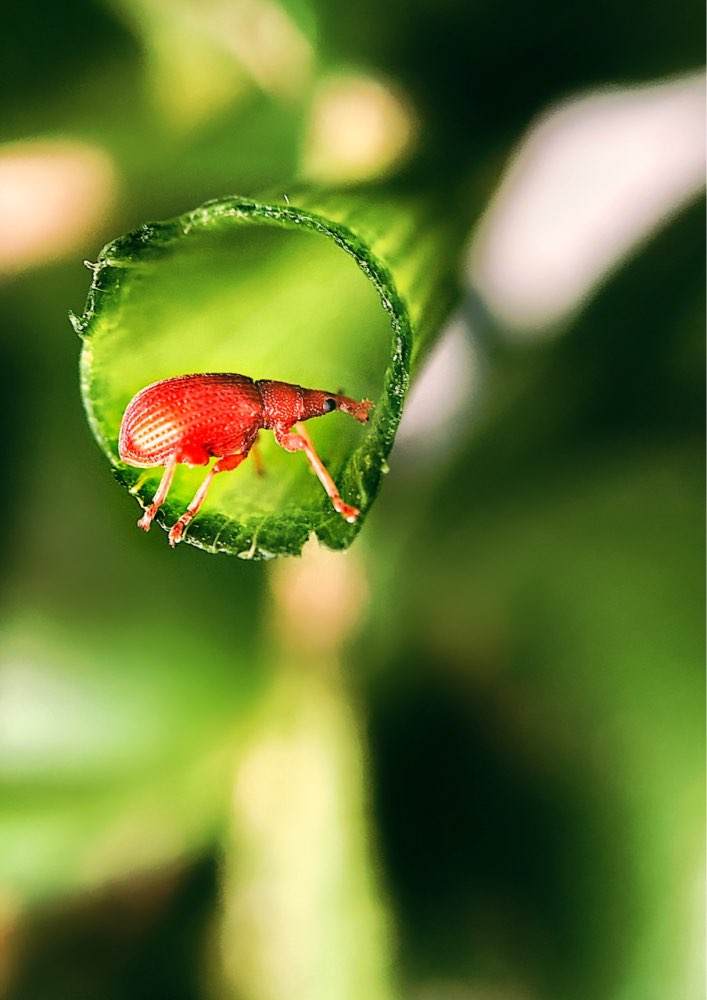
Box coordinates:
[73,190,465,557]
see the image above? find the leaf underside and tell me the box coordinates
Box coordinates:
[75,193,461,557]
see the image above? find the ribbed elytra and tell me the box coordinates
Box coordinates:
[119,373,373,547]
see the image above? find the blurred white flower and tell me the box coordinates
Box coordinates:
[394,317,481,467]
[469,73,706,335]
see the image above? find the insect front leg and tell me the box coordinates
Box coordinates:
[168,451,248,547]
[273,424,359,523]
[137,453,178,532]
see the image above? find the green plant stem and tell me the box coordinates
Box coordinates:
[217,656,395,1000]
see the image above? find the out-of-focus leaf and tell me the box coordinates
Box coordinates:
[108,0,317,128]
[359,203,704,998]
[369,445,703,999]
[0,611,260,904]
[219,663,396,1000]
[74,191,465,557]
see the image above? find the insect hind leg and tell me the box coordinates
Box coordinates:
[250,432,265,477]
[138,453,178,532]
[168,451,248,547]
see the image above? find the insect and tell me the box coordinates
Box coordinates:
[119,373,373,547]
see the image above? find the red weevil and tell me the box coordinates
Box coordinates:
[119,373,373,547]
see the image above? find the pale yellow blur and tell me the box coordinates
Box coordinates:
[269,538,369,656]
[303,73,417,184]
[0,140,116,275]
[213,0,313,100]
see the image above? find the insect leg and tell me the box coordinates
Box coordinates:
[275,423,359,523]
[137,453,178,532]
[168,452,248,547]
[250,432,265,477]
[129,469,151,495]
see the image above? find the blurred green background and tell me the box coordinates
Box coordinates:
[0,1,704,998]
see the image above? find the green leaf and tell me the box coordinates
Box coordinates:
[0,608,261,903]
[74,191,465,557]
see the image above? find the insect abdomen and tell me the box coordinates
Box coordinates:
[119,373,263,467]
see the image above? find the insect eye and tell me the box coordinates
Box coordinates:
[324,397,336,413]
